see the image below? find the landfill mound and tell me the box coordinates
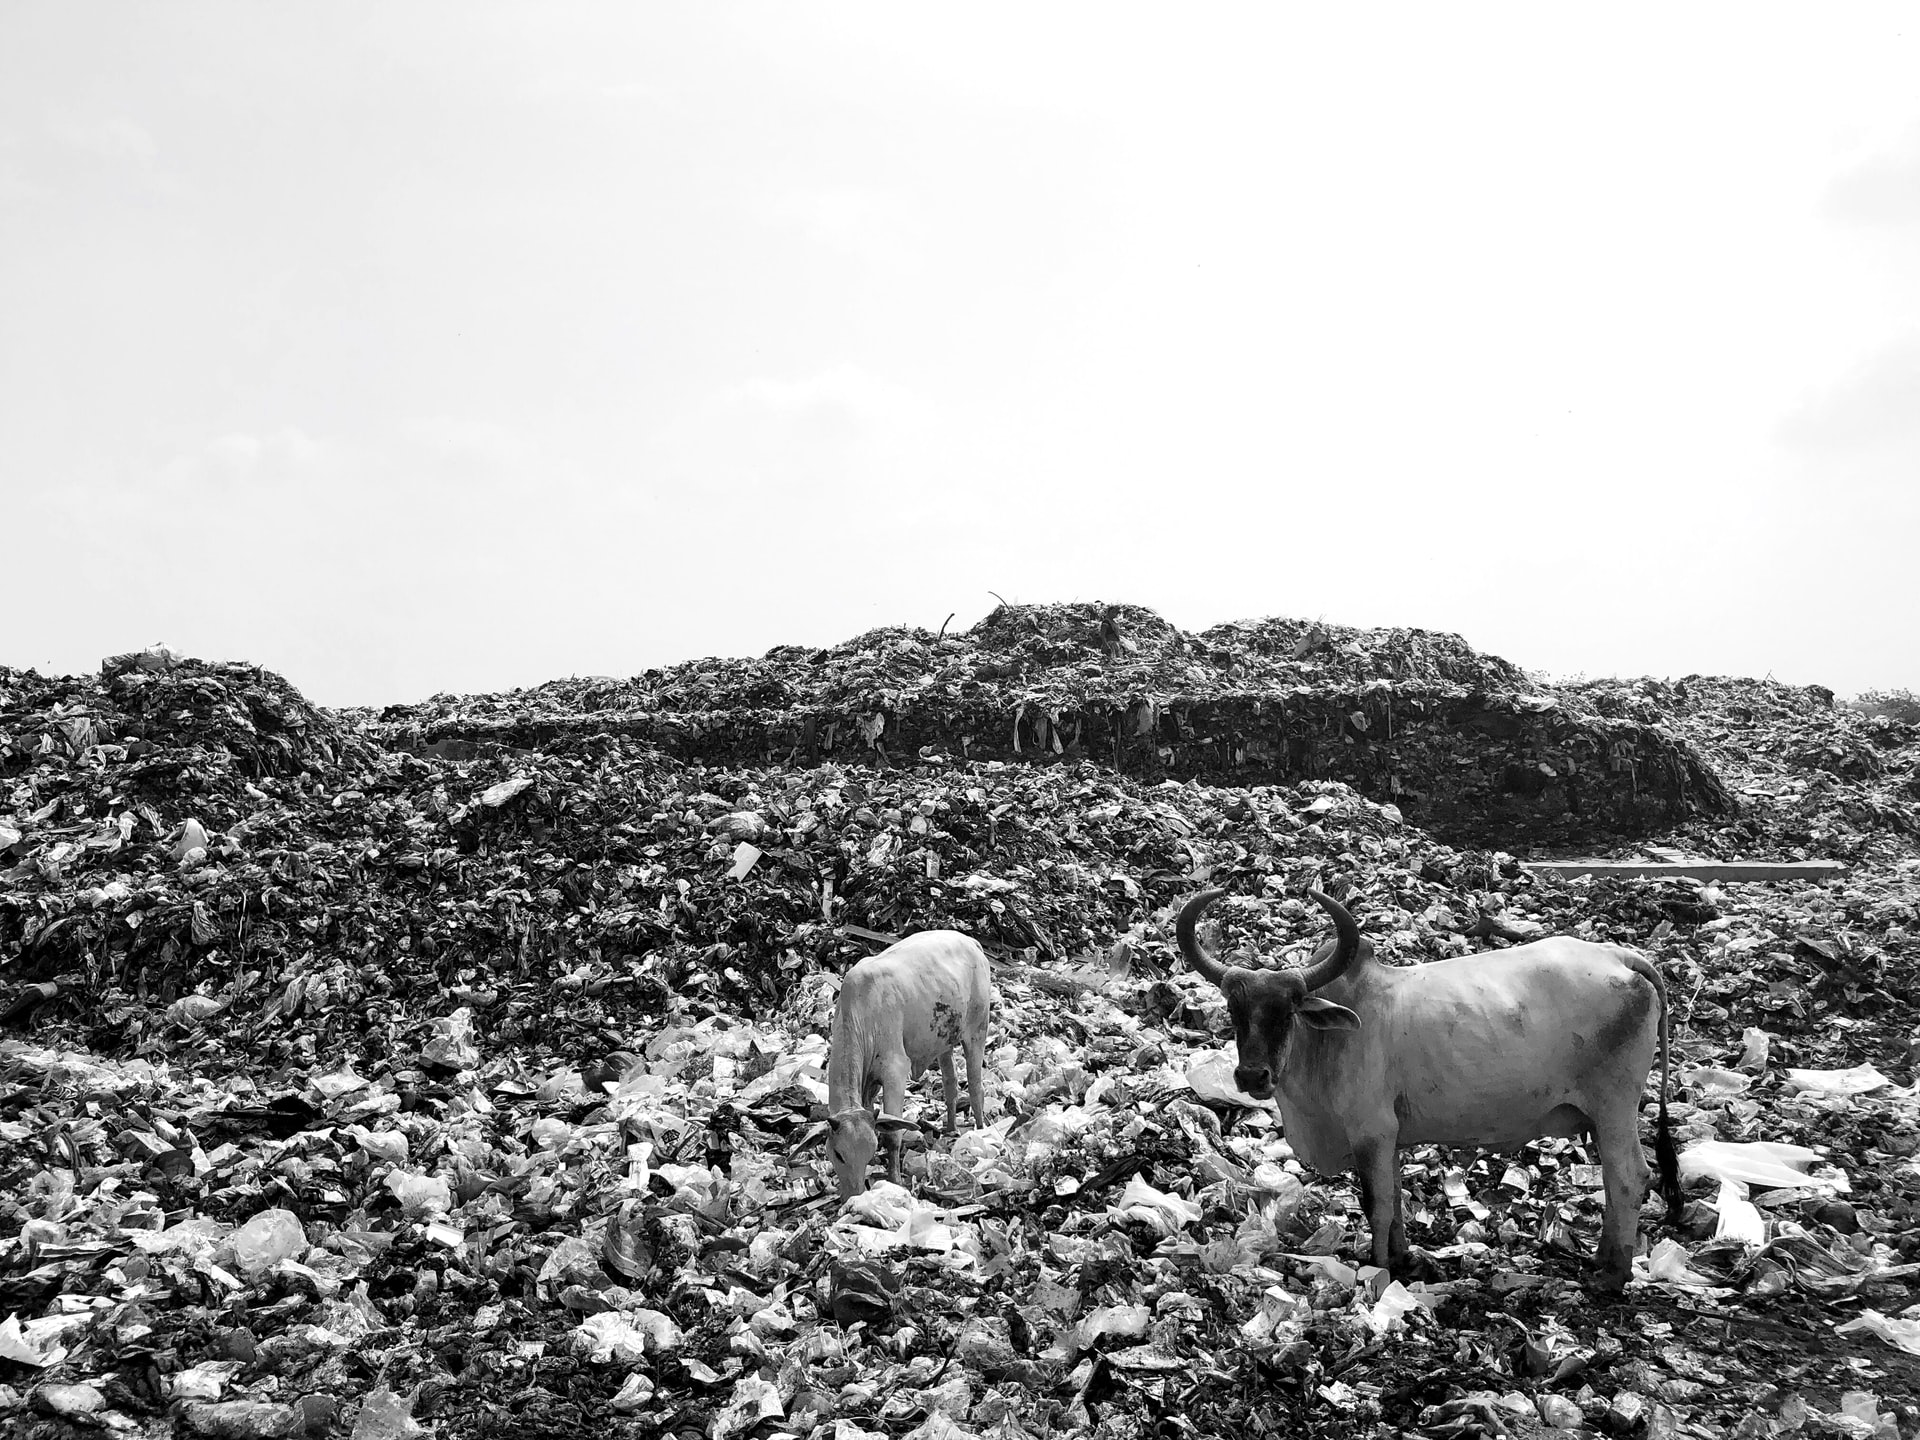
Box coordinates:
[8,642,1902,1068]
[1564,675,1920,861]
[4,638,1920,1439]
[4,649,378,789]
[374,602,1734,848]
[3,647,1512,1044]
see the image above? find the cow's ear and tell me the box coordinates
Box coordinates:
[1296,996,1361,1030]
[874,1113,921,1145]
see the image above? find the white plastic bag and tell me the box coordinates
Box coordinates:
[1678,1140,1847,1194]
[1111,1174,1202,1234]
[1783,1064,1892,1097]
[1639,1237,1718,1290]
[1835,1310,1920,1357]
[1711,1178,1765,1248]
[1185,1051,1272,1107]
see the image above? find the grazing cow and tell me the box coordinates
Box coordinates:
[822,930,994,1198]
[1177,886,1680,1288]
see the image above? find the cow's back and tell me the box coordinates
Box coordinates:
[1315,938,1662,1150]
[840,931,991,1075]
[1374,937,1659,1028]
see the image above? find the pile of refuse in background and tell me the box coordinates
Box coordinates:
[2,603,1917,1440]
[374,603,1736,849]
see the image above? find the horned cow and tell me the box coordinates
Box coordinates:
[822,930,994,1198]
[1177,886,1681,1289]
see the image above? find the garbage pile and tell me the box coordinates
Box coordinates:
[373,602,1735,849]
[1566,675,1920,863]
[4,628,1920,1439]
[6,646,1529,1062]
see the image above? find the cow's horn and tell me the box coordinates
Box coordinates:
[1175,888,1231,984]
[1298,889,1361,990]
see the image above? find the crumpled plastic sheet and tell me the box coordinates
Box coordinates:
[711,1376,784,1440]
[1711,1178,1766,1248]
[841,1181,916,1227]
[383,1169,453,1219]
[1636,1237,1729,1293]
[1240,1285,1313,1342]
[1783,1064,1894,1097]
[1834,1310,1920,1357]
[1109,1174,1202,1234]
[572,1307,682,1364]
[1282,1252,1359,1287]
[947,1117,1013,1174]
[1681,1066,1753,1097]
[351,1385,428,1440]
[1678,1140,1848,1194]
[421,1007,480,1070]
[834,1189,964,1257]
[1185,1050,1273,1108]
[1075,1303,1149,1348]
[1361,1280,1429,1337]
[0,1310,96,1368]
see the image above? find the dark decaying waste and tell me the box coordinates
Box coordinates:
[1,603,1917,1438]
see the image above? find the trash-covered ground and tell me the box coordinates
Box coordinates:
[2,619,1918,1440]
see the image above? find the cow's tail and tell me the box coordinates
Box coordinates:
[1635,952,1685,1222]
[1653,1024,1683,1220]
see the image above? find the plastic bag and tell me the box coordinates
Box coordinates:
[1678,1140,1847,1194]
[1185,1051,1272,1107]
[351,1386,428,1440]
[1639,1237,1719,1290]
[1681,1066,1752,1097]
[1111,1174,1202,1234]
[1835,1310,1920,1357]
[383,1169,453,1218]
[230,1208,307,1279]
[1711,1178,1765,1248]
[1363,1280,1426,1336]
[1783,1064,1892,1097]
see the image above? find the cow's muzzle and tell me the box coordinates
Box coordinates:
[1234,1066,1273,1099]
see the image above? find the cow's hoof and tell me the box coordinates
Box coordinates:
[1591,1267,1630,1295]
[1388,1247,1441,1284]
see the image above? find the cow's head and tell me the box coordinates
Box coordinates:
[825,1107,917,1197]
[1176,888,1365,1099]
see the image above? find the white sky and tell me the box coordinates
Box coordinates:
[4,6,1917,706]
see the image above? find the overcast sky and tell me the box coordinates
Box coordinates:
[4,7,1917,706]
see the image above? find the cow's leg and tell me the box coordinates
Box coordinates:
[1390,1171,1409,1264]
[962,1029,987,1129]
[939,1051,959,1135]
[877,1053,913,1185]
[1588,1097,1651,1291]
[1354,1166,1378,1262]
[1351,1138,1403,1270]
